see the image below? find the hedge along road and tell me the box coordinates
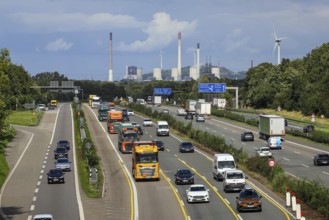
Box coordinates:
[84,105,187,220]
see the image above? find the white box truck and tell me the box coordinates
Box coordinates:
[195,102,211,115]
[185,100,197,114]
[153,96,162,106]
[213,154,236,181]
[259,115,285,141]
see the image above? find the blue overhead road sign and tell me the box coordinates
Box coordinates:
[198,83,226,93]
[153,88,172,95]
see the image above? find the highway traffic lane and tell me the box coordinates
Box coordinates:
[87,106,186,220]
[0,125,53,219]
[158,146,238,220]
[82,104,131,220]
[31,103,80,219]
[139,124,288,220]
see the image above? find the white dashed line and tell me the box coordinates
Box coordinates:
[41,170,44,174]
[294,151,301,155]
[30,205,35,211]
[37,181,41,186]
[35,188,39,193]
[322,171,329,176]
[43,160,47,164]
[33,196,37,202]
[42,165,46,169]
[224,198,230,204]
[283,158,290,161]
[39,175,43,179]
[301,164,309,168]
[46,152,49,156]
[45,156,48,160]
[212,186,218,191]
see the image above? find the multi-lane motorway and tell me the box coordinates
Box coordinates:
[5,102,327,219]
[84,104,291,220]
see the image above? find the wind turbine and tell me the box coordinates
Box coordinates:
[159,50,164,69]
[272,30,287,65]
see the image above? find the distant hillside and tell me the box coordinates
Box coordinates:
[143,65,246,80]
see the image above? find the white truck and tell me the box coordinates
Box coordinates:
[195,102,211,115]
[91,96,101,108]
[213,154,236,181]
[156,121,169,136]
[153,96,162,106]
[259,115,285,141]
[185,100,197,114]
[213,98,227,109]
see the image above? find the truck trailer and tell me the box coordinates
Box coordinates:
[195,102,211,115]
[152,96,162,106]
[185,100,197,114]
[259,115,285,141]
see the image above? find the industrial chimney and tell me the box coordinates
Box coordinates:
[108,32,113,82]
[177,32,182,81]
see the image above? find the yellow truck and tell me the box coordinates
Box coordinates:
[89,95,96,106]
[132,141,159,181]
[50,100,57,108]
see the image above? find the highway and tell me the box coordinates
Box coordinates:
[162,106,329,186]
[86,104,291,220]
[0,104,83,220]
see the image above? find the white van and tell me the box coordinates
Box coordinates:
[223,169,247,192]
[213,154,236,181]
[267,137,282,149]
[156,121,169,136]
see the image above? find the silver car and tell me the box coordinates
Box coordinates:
[196,114,205,122]
[55,158,71,171]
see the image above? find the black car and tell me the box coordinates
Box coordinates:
[303,125,315,133]
[47,168,65,184]
[54,147,68,159]
[175,169,194,185]
[185,112,193,120]
[241,131,254,142]
[179,142,194,153]
[313,153,329,166]
[155,140,164,151]
[236,185,262,212]
[57,140,70,150]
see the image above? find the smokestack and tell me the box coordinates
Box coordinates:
[177,32,181,81]
[108,32,113,82]
[197,43,200,78]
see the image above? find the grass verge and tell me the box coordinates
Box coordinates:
[6,110,43,126]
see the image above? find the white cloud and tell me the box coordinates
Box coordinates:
[117,12,198,52]
[11,12,145,32]
[45,38,73,52]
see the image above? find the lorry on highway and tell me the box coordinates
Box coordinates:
[91,96,101,108]
[185,99,197,114]
[118,123,139,153]
[132,141,159,181]
[195,102,211,115]
[259,114,285,141]
[89,95,96,106]
[213,153,236,181]
[50,100,57,108]
[153,96,162,106]
[98,104,110,121]
[107,111,123,134]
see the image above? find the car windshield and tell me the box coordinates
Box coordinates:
[218,161,235,169]
[244,132,253,136]
[49,169,62,175]
[156,141,163,146]
[159,125,168,129]
[227,172,244,179]
[190,186,206,191]
[57,158,69,163]
[178,170,192,175]
[181,142,192,147]
[319,154,329,159]
[56,147,67,153]
[240,190,259,199]
[144,119,151,122]
[260,148,270,152]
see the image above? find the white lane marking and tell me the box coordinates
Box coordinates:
[45,156,48,160]
[41,170,44,174]
[322,171,329,176]
[43,160,46,164]
[224,198,230,204]
[42,165,45,169]
[30,205,35,211]
[283,158,290,161]
[0,130,34,220]
[37,181,41,186]
[237,214,243,220]
[294,151,301,155]
[35,188,39,193]
[39,175,43,179]
[33,196,37,202]
[212,186,218,191]
[27,216,32,220]
[301,164,309,168]
[70,105,85,220]
[46,152,49,156]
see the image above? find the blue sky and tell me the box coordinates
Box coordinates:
[1,0,328,81]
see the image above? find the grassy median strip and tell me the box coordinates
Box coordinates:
[6,110,43,126]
